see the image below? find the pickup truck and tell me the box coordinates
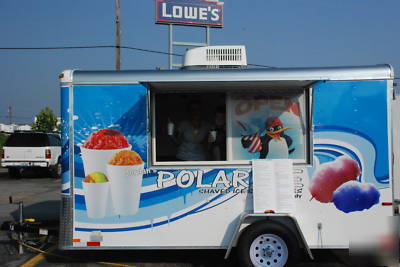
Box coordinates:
[1,132,61,178]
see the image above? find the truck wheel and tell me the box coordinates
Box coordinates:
[237,222,299,267]
[8,167,22,178]
[49,159,61,178]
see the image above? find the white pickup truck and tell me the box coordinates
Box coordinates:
[1,132,61,178]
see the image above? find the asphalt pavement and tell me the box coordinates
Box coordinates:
[0,168,354,266]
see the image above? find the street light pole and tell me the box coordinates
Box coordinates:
[7,106,12,125]
[116,0,121,70]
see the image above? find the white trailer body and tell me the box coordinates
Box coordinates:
[59,65,397,265]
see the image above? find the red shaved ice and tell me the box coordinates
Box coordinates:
[83,129,129,150]
[309,157,360,203]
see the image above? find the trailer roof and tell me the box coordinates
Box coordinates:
[61,64,394,88]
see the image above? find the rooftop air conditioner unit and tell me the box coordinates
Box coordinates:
[183,45,247,69]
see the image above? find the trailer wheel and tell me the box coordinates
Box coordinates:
[237,222,299,267]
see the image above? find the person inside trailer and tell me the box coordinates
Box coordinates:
[208,106,226,161]
[170,101,212,161]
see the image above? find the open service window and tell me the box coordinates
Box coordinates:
[150,82,312,166]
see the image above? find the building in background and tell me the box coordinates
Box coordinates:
[0,123,32,133]
[16,124,32,131]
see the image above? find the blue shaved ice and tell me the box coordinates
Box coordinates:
[332,181,380,213]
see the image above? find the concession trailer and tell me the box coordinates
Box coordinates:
[59,46,399,266]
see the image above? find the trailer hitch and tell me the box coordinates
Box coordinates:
[1,196,59,254]
[8,195,25,254]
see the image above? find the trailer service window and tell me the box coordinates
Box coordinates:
[151,86,311,166]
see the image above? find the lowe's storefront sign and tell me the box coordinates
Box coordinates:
[156,0,224,27]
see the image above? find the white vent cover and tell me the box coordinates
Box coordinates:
[183,45,247,69]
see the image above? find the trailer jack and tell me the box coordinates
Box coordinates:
[0,196,59,255]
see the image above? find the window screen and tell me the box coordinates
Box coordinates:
[153,92,226,163]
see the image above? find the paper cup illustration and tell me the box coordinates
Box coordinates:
[104,191,116,217]
[107,150,144,216]
[82,172,110,219]
[80,129,131,176]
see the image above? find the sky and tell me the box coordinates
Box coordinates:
[0,0,399,124]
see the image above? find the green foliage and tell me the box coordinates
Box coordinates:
[0,133,8,149]
[32,107,59,132]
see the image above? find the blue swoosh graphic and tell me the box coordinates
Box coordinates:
[75,192,226,232]
[314,125,389,183]
[315,144,363,181]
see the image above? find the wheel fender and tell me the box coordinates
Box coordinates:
[224,213,313,261]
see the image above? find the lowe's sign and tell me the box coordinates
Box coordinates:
[156,0,224,27]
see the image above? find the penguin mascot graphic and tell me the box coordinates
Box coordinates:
[241,117,295,159]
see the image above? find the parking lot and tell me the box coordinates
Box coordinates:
[0,168,352,266]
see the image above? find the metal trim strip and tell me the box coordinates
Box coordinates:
[62,245,227,250]
[69,85,75,246]
[69,65,393,85]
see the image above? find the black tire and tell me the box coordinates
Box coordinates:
[49,159,61,178]
[237,221,300,267]
[8,167,22,178]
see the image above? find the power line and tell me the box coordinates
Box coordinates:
[0,45,184,57]
[0,45,112,50]
[0,45,276,68]
[121,46,183,56]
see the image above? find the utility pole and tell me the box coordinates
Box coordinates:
[115,0,121,70]
[7,106,12,125]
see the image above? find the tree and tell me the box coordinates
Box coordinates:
[0,133,8,149]
[32,107,59,132]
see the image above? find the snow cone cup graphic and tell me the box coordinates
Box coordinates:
[80,145,131,176]
[107,150,144,216]
[80,129,131,176]
[82,172,110,219]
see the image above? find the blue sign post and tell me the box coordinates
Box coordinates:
[156,0,224,27]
